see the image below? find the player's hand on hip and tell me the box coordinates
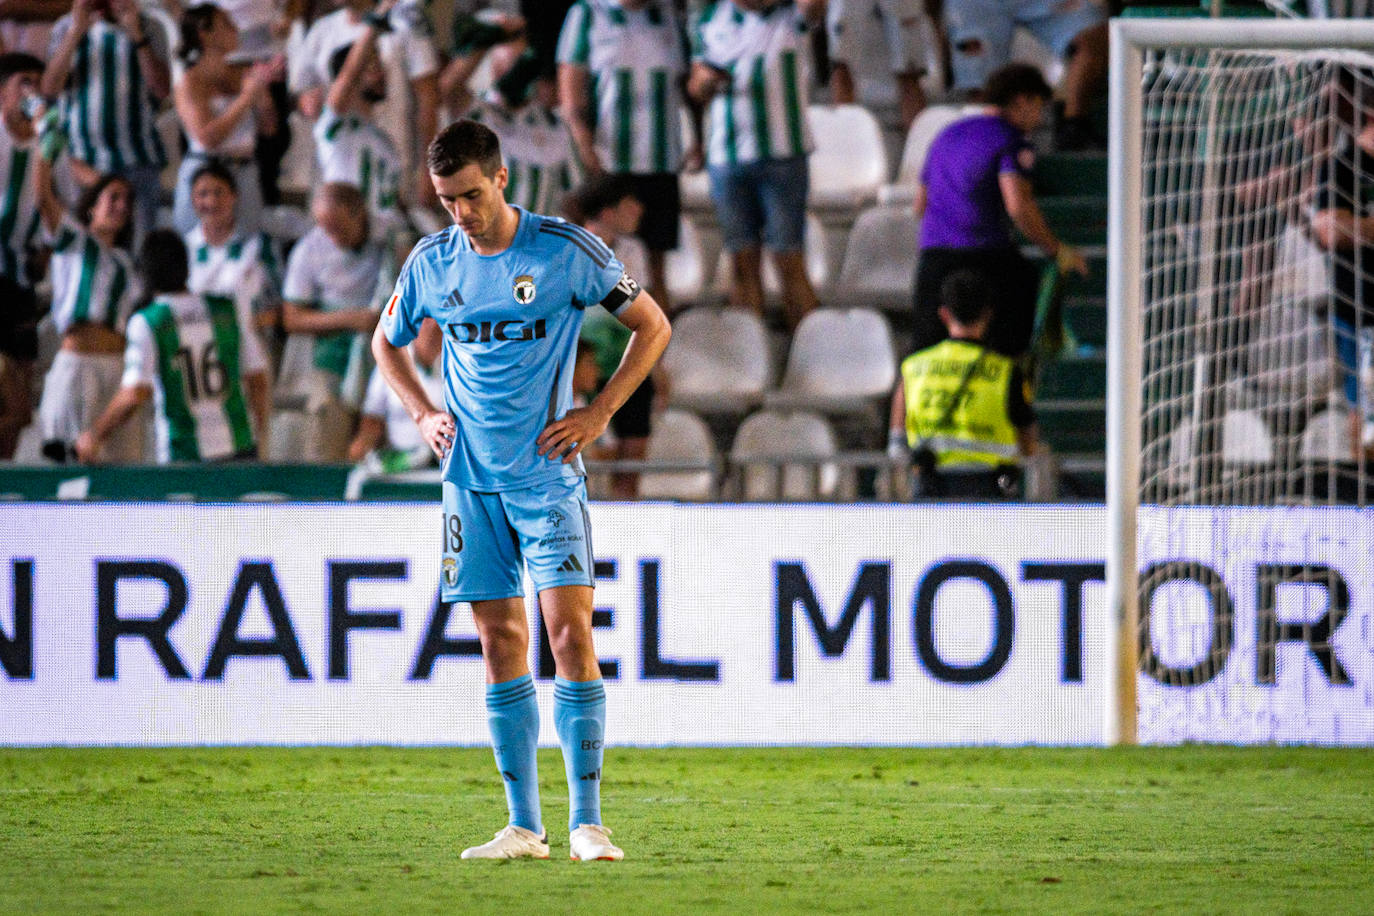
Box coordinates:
[538,406,609,464]
[418,410,455,459]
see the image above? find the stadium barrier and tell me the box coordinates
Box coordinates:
[1,502,1370,746]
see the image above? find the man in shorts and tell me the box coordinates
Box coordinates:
[371,118,671,861]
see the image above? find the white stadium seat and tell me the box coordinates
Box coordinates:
[664,217,718,307]
[831,204,920,313]
[806,104,890,214]
[1301,408,1353,463]
[639,408,718,501]
[1165,410,1276,490]
[766,307,896,413]
[661,307,772,415]
[730,409,839,501]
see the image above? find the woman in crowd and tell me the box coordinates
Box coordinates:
[172,2,282,234]
[31,137,141,462]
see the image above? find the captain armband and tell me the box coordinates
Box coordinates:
[599,273,641,313]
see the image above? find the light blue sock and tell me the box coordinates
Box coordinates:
[553,677,605,832]
[485,674,542,835]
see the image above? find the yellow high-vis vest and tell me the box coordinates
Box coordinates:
[901,339,1021,469]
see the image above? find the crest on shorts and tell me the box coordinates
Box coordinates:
[513,274,537,304]
[442,556,458,587]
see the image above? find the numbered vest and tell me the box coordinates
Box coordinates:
[133,294,256,462]
[901,339,1020,469]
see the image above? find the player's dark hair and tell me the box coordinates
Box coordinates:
[427,119,503,178]
[984,63,1053,108]
[138,229,191,294]
[0,51,44,84]
[565,175,638,227]
[940,270,994,326]
[190,159,237,194]
[75,174,135,250]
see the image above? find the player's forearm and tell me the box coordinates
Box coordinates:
[591,306,671,422]
[371,325,440,423]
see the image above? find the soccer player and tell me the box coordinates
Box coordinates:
[372,119,671,861]
[75,229,269,463]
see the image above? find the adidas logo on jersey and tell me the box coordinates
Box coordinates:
[557,555,584,573]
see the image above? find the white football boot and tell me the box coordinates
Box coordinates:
[460,825,550,859]
[569,824,624,861]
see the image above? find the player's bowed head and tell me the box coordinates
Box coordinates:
[426,119,514,254]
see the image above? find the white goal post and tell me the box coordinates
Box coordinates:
[1108,20,1374,746]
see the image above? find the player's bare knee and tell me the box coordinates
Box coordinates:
[545,617,596,666]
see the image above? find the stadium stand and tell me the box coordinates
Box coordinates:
[638,407,719,501]
[729,408,840,501]
[660,308,773,417]
[766,307,896,416]
[831,204,922,316]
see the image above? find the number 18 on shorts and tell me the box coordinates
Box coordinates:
[440,478,595,603]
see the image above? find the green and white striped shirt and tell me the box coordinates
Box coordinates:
[185,225,282,318]
[693,0,814,167]
[122,291,267,463]
[556,0,688,175]
[312,106,403,236]
[47,15,168,172]
[0,125,41,286]
[467,96,576,217]
[46,215,138,335]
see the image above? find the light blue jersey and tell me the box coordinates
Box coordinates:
[382,207,638,491]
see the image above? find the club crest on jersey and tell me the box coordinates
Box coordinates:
[513,274,536,304]
[442,556,458,587]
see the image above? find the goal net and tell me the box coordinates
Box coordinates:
[1108,20,1374,745]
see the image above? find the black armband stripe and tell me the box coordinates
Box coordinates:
[599,273,641,311]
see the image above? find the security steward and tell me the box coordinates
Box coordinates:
[889,270,1039,499]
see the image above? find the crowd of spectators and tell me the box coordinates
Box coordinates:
[0,0,1121,500]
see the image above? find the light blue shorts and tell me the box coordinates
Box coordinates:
[945,0,1107,91]
[440,477,594,603]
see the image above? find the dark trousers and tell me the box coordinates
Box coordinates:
[911,246,1039,358]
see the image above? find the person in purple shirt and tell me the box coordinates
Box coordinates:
[911,63,1087,358]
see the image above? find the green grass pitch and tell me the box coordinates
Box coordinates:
[1,746,1370,914]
